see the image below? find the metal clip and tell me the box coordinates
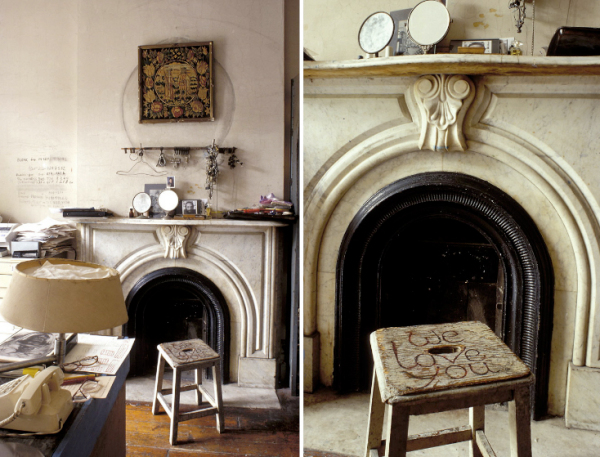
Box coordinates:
[156,148,167,167]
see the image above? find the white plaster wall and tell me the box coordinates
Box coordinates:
[77,0,285,216]
[304,0,600,61]
[0,1,78,223]
[0,0,290,223]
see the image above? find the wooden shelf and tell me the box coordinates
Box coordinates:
[304,54,600,78]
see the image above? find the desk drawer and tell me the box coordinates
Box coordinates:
[0,276,11,289]
[0,263,16,275]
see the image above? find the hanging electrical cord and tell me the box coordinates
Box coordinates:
[531,0,536,55]
[509,0,526,33]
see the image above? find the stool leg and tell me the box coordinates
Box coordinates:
[469,405,485,457]
[152,352,166,415]
[195,367,202,405]
[169,367,182,445]
[364,369,385,457]
[509,385,532,457]
[212,363,224,433]
[385,403,409,457]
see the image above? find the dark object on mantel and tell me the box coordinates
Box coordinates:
[547,27,600,56]
[224,210,296,222]
[303,47,315,61]
[63,208,113,217]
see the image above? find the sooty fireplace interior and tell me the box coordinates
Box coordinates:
[125,268,229,382]
[336,172,554,418]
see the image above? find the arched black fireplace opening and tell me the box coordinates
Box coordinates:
[124,267,230,383]
[336,172,554,419]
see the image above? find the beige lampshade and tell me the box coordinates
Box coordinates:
[0,259,128,333]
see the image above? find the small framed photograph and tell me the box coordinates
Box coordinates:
[167,176,175,188]
[144,183,166,218]
[449,39,500,54]
[182,199,198,215]
[390,9,424,56]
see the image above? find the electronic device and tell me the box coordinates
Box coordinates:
[62,209,113,217]
[547,27,600,56]
[0,366,73,433]
[0,223,20,254]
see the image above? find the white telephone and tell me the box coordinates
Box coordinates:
[0,366,73,433]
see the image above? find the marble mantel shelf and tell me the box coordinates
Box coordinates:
[67,216,288,228]
[304,54,600,78]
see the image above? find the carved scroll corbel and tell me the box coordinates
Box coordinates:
[158,225,192,259]
[413,74,475,152]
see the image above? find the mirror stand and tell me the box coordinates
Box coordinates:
[162,210,176,220]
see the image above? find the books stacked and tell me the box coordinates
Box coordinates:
[259,193,294,213]
[10,218,77,259]
[225,193,296,221]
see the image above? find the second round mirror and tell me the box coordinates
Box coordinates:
[407,0,451,52]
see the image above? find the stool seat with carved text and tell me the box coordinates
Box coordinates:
[365,321,533,457]
[152,339,224,445]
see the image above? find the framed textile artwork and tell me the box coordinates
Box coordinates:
[138,42,214,123]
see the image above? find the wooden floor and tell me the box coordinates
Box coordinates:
[126,398,299,457]
[304,450,350,457]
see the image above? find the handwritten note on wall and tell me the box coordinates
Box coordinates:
[15,156,75,208]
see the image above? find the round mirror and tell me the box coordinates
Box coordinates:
[158,189,179,212]
[358,12,395,54]
[407,0,451,48]
[132,192,151,214]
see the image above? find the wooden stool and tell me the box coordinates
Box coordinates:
[152,339,224,444]
[365,321,533,457]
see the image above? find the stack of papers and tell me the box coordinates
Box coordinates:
[11,218,76,258]
[63,334,135,375]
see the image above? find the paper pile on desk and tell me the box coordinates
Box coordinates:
[62,376,116,399]
[11,217,76,258]
[63,334,135,375]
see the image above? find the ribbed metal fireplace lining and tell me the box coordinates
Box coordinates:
[124,267,230,383]
[335,172,554,419]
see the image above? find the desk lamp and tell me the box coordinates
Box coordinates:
[0,259,128,373]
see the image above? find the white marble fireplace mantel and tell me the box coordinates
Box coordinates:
[74,217,288,389]
[304,55,600,430]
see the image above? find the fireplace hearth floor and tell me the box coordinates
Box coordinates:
[126,372,281,409]
[304,389,600,456]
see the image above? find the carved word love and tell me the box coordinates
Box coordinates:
[391,329,502,390]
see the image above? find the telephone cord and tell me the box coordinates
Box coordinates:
[0,411,19,427]
[0,417,63,436]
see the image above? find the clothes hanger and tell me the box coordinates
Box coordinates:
[116,150,167,177]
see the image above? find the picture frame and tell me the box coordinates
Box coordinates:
[178,199,206,216]
[182,199,198,215]
[144,184,166,218]
[0,330,76,362]
[167,176,175,188]
[390,9,425,56]
[449,39,501,54]
[138,42,214,123]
